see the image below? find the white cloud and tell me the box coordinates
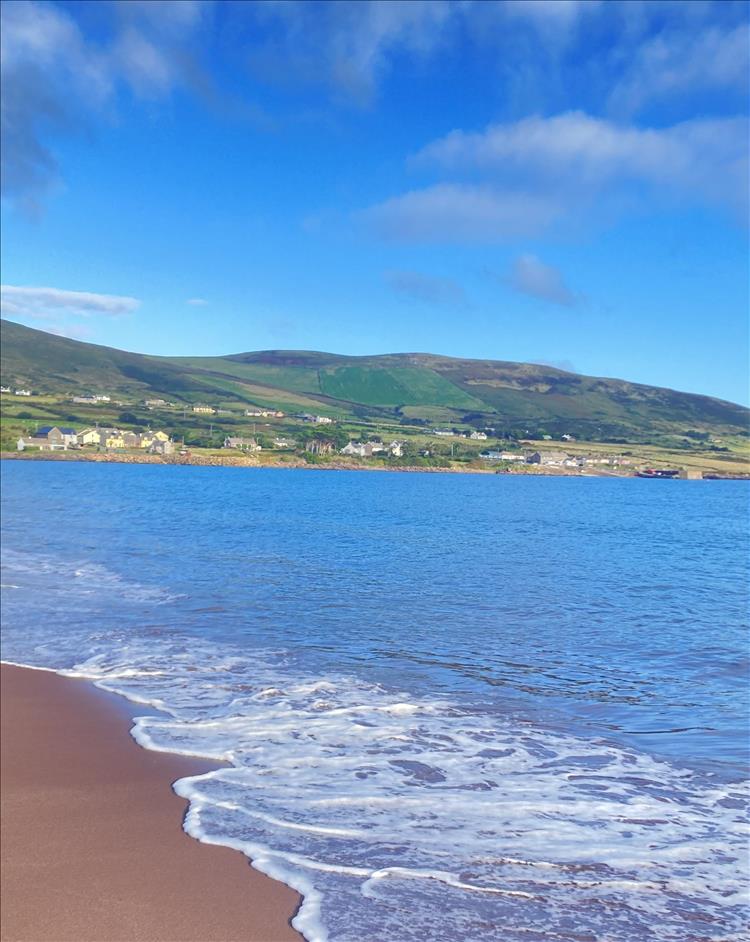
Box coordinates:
[417,112,747,198]
[242,0,745,117]
[2,0,746,220]
[608,22,750,115]
[385,270,467,306]
[507,255,576,307]
[0,285,140,319]
[117,1,206,33]
[364,183,563,242]
[0,1,110,93]
[187,297,209,306]
[501,0,600,42]
[373,111,749,241]
[0,0,207,211]
[247,0,605,105]
[112,0,207,98]
[113,27,177,97]
[247,0,455,104]
[490,2,750,116]
[0,1,111,211]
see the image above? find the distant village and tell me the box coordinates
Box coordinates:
[480,449,632,469]
[4,388,708,478]
[11,391,343,456]
[17,426,176,454]
[16,422,637,471]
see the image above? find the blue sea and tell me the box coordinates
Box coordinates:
[1,461,748,941]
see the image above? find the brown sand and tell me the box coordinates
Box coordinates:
[1,663,303,942]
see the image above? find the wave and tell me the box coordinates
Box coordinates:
[1,548,184,605]
[2,544,748,941]
[60,641,749,942]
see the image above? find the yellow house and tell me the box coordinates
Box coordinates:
[137,430,170,448]
[104,432,125,449]
[77,428,101,446]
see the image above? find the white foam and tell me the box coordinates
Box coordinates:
[362,868,536,899]
[53,638,749,942]
[0,658,59,673]
[2,547,182,605]
[2,543,748,941]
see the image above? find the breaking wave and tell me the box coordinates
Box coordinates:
[58,640,749,942]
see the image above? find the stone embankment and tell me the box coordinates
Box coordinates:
[0,450,488,473]
[4,450,744,478]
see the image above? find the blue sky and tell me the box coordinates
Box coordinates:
[1,0,748,404]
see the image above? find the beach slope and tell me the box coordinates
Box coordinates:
[1,663,302,942]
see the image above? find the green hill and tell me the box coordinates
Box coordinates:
[1,319,748,442]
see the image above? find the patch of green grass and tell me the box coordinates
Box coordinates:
[319,366,484,408]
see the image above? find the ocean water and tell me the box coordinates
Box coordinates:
[1,461,748,941]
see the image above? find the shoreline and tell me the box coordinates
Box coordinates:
[0,662,303,942]
[3,452,746,479]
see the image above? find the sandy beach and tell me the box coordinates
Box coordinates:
[0,663,302,942]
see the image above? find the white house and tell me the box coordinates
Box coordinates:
[341,442,367,457]
[24,426,78,450]
[224,436,261,451]
[149,439,174,455]
[527,451,568,466]
[341,442,384,458]
[14,389,32,396]
[469,431,488,440]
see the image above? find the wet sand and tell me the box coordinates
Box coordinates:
[1,663,303,942]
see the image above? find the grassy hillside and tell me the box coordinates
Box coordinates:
[318,366,484,408]
[1,319,748,444]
